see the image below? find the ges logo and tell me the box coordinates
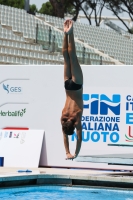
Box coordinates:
[83,94,121,115]
[3,84,22,94]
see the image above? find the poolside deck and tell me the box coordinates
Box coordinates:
[0,167,133,189]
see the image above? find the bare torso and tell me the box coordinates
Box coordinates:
[62,88,83,125]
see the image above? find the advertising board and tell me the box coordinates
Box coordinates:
[0,65,133,170]
[0,129,44,167]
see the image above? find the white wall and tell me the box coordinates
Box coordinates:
[0,65,133,170]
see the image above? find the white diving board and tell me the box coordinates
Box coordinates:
[75,154,133,166]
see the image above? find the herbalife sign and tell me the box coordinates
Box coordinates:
[0,109,26,117]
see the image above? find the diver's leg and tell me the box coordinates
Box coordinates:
[63,21,71,81]
[67,20,83,84]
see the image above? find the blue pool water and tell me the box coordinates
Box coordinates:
[0,186,133,200]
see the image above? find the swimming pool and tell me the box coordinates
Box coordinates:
[0,186,133,200]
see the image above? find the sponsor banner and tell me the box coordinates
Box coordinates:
[0,65,133,170]
[0,129,44,167]
[40,88,133,170]
[0,108,26,117]
[71,89,133,146]
[0,78,29,94]
[69,88,133,158]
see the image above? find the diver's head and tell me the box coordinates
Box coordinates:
[62,119,75,135]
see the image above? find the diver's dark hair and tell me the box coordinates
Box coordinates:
[62,120,75,135]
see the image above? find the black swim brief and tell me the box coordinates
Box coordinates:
[65,78,82,91]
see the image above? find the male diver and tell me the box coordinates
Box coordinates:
[61,19,83,160]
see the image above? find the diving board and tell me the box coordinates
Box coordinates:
[76,154,133,165]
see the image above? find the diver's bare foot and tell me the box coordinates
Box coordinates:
[64,19,73,35]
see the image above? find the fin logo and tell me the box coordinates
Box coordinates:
[83,94,121,115]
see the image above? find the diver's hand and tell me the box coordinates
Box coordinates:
[73,153,78,159]
[66,153,75,160]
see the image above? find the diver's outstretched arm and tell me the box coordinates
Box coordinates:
[63,132,75,160]
[74,125,82,158]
